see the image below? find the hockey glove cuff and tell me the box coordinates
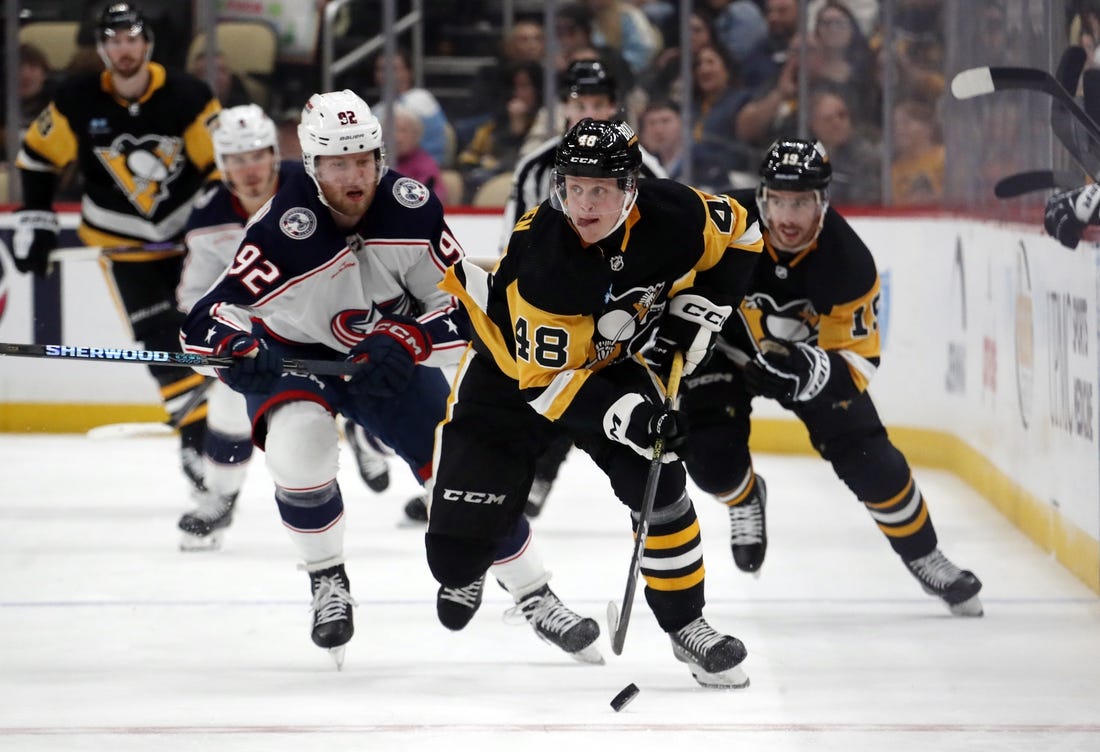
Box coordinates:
[216,334,282,394]
[346,316,429,398]
[743,340,831,403]
[647,293,733,378]
[12,209,59,277]
[602,393,689,463]
[1044,184,1100,250]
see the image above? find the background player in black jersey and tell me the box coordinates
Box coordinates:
[13,2,221,499]
[431,118,764,687]
[679,138,984,617]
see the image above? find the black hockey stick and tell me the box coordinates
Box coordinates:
[952,65,1100,178]
[48,242,186,263]
[0,342,358,377]
[86,377,215,439]
[607,351,685,656]
[1052,47,1088,173]
[1083,68,1100,129]
[993,170,1081,198]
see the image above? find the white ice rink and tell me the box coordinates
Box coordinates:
[1,433,1098,751]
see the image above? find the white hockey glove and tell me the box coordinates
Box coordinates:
[646,293,733,378]
[742,339,831,403]
[1044,184,1100,250]
[12,209,59,277]
[603,393,689,463]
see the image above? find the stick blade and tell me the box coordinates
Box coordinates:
[86,422,176,440]
[1083,68,1100,127]
[607,601,624,655]
[994,170,1077,198]
[1055,46,1087,94]
[951,67,995,99]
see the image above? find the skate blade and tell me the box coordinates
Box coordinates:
[179,531,223,552]
[947,594,984,617]
[689,664,750,689]
[328,645,347,670]
[569,644,606,666]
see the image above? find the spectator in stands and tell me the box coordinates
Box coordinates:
[0,44,59,162]
[503,19,547,65]
[807,2,876,129]
[704,0,768,65]
[457,61,544,202]
[555,3,635,97]
[806,0,879,37]
[890,96,944,206]
[740,0,800,90]
[641,9,720,103]
[189,51,252,109]
[808,88,881,205]
[372,47,452,168]
[462,19,547,145]
[638,99,686,180]
[690,43,754,188]
[583,0,662,76]
[392,103,448,205]
[735,35,800,155]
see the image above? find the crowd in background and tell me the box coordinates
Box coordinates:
[3,0,1099,208]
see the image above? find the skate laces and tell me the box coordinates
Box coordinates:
[440,576,485,609]
[728,499,764,545]
[505,588,581,636]
[907,549,963,588]
[310,574,357,625]
[674,617,725,656]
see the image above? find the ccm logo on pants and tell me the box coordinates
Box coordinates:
[442,489,507,505]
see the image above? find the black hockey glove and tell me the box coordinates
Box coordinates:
[602,393,689,463]
[217,334,282,394]
[347,316,430,398]
[743,339,831,403]
[1044,184,1100,250]
[647,293,733,379]
[12,209,59,277]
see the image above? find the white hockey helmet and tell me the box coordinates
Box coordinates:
[298,89,387,190]
[213,104,279,176]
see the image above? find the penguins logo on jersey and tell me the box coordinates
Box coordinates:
[592,283,666,363]
[393,177,429,208]
[739,292,818,346]
[93,133,185,217]
[280,208,318,239]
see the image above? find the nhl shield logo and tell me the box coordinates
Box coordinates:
[280,208,318,239]
[609,254,624,272]
[393,177,430,208]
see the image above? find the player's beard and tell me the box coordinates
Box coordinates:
[111,55,145,81]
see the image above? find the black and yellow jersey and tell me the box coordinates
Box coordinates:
[724,188,881,394]
[16,63,220,250]
[441,178,762,434]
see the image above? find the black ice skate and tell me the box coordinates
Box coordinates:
[436,574,485,630]
[403,494,428,524]
[904,548,984,617]
[345,421,390,492]
[524,477,553,518]
[728,475,767,574]
[178,491,237,551]
[669,616,750,688]
[307,563,357,668]
[506,585,604,665]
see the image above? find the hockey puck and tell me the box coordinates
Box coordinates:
[610,682,640,712]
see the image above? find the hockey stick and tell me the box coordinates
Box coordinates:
[952,65,1100,178]
[1083,68,1100,130]
[993,170,1081,198]
[48,242,186,264]
[607,351,685,656]
[1052,47,1088,174]
[86,377,215,440]
[0,342,358,377]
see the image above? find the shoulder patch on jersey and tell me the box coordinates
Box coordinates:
[392,177,429,209]
[279,207,318,239]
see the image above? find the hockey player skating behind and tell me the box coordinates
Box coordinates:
[180,90,601,667]
[677,138,983,616]
[430,118,764,687]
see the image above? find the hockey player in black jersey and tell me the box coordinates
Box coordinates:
[13,2,221,497]
[432,118,764,687]
[679,138,984,616]
[181,90,599,667]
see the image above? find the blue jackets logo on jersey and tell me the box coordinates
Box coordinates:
[279,208,318,239]
[332,310,376,348]
[392,177,429,209]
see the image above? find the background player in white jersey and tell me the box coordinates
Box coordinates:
[679,139,983,616]
[432,119,763,688]
[174,104,391,550]
[181,90,600,667]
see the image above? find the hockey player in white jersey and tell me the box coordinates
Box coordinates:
[175,103,389,550]
[181,90,602,667]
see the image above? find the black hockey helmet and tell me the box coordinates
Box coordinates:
[560,59,617,101]
[759,138,832,193]
[96,2,152,42]
[554,118,642,180]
